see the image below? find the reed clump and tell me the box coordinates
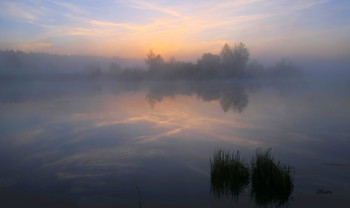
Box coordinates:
[250,149,294,207]
[210,148,294,207]
[210,149,250,199]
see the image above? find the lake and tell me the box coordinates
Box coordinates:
[0,79,349,207]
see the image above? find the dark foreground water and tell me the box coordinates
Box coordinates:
[0,80,349,207]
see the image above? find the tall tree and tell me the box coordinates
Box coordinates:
[145,50,164,72]
[220,42,249,77]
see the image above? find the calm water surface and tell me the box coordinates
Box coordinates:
[0,80,349,207]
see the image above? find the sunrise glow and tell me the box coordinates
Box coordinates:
[1,0,349,60]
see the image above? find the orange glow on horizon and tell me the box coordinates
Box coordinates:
[1,0,348,60]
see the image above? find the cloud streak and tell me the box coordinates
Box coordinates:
[127,0,183,17]
[0,0,348,59]
[0,1,47,22]
[292,0,330,11]
[48,0,89,15]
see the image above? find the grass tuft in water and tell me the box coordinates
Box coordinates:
[210,149,250,200]
[250,149,294,207]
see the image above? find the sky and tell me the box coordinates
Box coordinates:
[0,0,349,61]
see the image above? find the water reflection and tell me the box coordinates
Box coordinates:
[146,82,249,113]
[210,149,294,207]
[210,149,249,200]
[144,79,304,113]
[1,79,349,207]
[251,149,294,207]
[0,79,302,114]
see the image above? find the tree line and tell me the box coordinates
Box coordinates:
[117,42,302,81]
[0,42,302,81]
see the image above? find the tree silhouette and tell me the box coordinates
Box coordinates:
[270,58,302,79]
[220,42,249,77]
[145,50,164,72]
[86,64,101,79]
[197,53,221,79]
[109,62,122,77]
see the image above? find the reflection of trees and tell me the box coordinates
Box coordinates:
[146,92,165,108]
[210,149,294,207]
[145,82,249,113]
[85,64,101,79]
[109,82,143,97]
[219,87,248,113]
[145,82,179,108]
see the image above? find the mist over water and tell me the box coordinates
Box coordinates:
[1,0,350,206]
[1,44,350,207]
[1,75,350,207]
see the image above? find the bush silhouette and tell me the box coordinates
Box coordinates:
[250,149,294,207]
[210,149,250,199]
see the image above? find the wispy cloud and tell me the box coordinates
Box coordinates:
[0,0,347,58]
[0,1,47,22]
[88,19,143,30]
[214,0,265,10]
[127,0,182,17]
[13,41,52,51]
[48,0,89,15]
[293,0,329,11]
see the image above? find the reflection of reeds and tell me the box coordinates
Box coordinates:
[250,149,294,207]
[210,149,250,199]
[210,148,294,207]
[136,186,142,208]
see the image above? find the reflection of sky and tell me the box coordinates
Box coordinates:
[1,82,350,206]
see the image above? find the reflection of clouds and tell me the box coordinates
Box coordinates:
[93,114,181,128]
[0,178,17,188]
[2,90,264,181]
[28,91,264,183]
[186,164,209,177]
[0,89,304,180]
[198,117,258,129]
[67,93,261,146]
[208,132,261,146]
[2,81,350,202]
[136,127,187,143]
[43,145,166,170]
[56,172,109,180]
[285,132,320,143]
[12,127,45,145]
[37,145,168,188]
[61,132,93,145]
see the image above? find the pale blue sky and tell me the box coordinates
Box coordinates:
[0,0,349,60]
